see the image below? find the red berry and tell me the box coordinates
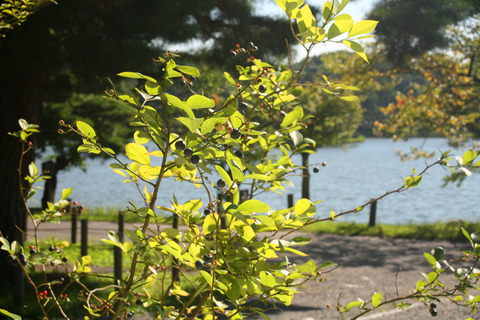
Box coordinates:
[322,162,327,167]
[72,201,78,206]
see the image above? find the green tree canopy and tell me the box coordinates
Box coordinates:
[368,0,480,64]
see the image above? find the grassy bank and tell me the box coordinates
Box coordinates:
[304,220,480,242]
[47,207,480,242]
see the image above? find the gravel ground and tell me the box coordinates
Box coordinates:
[29,221,480,320]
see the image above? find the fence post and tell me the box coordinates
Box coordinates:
[80,219,88,256]
[369,200,377,227]
[71,204,77,244]
[171,214,179,282]
[239,189,249,203]
[114,212,124,284]
[287,194,294,208]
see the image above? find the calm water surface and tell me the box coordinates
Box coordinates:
[31,138,480,225]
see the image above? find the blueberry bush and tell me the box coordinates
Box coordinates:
[2,1,480,319]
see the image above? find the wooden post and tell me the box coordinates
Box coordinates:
[71,206,77,244]
[80,219,88,256]
[369,200,377,227]
[287,194,294,208]
[239,189,249,203]
[114,212,124,284]
[171,214,179,282]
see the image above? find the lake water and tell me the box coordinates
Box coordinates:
[31,138,480,225]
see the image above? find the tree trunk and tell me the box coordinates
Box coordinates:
[0,73,45,306]
[301,153,310,200]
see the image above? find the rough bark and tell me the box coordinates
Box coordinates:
[0,73,45,306]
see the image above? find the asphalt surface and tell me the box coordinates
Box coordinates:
[27,221,480,320]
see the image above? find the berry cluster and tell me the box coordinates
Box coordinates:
[6,253,27,267]
[312,162,327,173]
[195,253,217,271]
[232,42,258,63]
[39,290,49,299]
[429,302,438,317]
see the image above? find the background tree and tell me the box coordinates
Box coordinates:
[298,51,365,199]
[368,1,480,185]
[367,0,480,64]
[0,0,295,294]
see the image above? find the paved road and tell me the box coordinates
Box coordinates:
[27,221,480,320]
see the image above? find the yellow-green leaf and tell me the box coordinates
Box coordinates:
[348,20,378,38]
[295,198,316,217]
[238,199,271,213]
[372,292,382,308]
[342,40,369,63]
[125,143,150,165]
[76,121,96,140]
[186,95,215,109]
[117,71,157,83]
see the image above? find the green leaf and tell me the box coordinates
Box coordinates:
[177,117,204,132]
[337,0,350,13]
[296,4,316,34]
[346,301,363,310]
[424,252,440,269]
[327,19,353,39]
[117,72,157,83]
[145,81,162,95]
[61,188,73,200]
[76,121,97,140]
[245,173,275,181]
[372,292,382,308]
[404,175,422,189]
[431,247,445,261]
[237,199,271,213]
[201,117,227,135]
[462,227,473,246]
[348,20,378,37]
[463,150,478,165]
[224,72,236,86]
[342,40,369,63]
[186,95,215,109]
[125,143,150,165]
[0,309,21,320]
[295,198,316,217]
[134,131,150,144]
[281,106,303,128]
[77,144,100,154]
[255,215,276,227]
[215,165,232,188]
[177,65,200,77]
[322,1,333,22]
[227,158,245,182]
[164,93,194,118]
[260,271,276,288]
[339,95,358,102]
[203,214,218,234]
[416,279,426,291]
[316,261,336,270]
[290,131,303,147]
[474,245,480,256]
[200,270,213,286]
[239,225,256,242]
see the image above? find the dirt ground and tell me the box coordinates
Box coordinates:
[28,221,480,320]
